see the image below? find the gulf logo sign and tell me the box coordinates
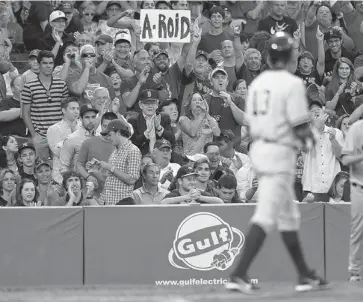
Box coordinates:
[168,212,245,271]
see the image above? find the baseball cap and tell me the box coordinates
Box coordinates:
[36,160,52,170]
[58,2,74,13]
[115,31,131,45]
[196,50,208,60]
[29,49,40,58]
[80,104,99,117]
[18,143,35,154]
[324,28,342,41]
[107,1,122,8]
[49,10,67,22]
[153,49,169,60]
[220,5,231,14]
[139,89,159,102]
[80,44,96,55]
[100,119,130,136]
[175,165,198,180]
[95,34,113,45]
[154,139,171,150]
[309,100,323,109]
[210,67,228,79]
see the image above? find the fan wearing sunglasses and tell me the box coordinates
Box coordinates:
[67,44,116,107]
[80,3,98,36]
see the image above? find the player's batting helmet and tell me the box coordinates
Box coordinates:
[267,31,294,61]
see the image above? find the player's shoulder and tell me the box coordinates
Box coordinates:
[251,70,303,87]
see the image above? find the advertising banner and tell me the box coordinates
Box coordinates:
[140,9,191,43]
[325,203,350,280]
[84,204,324,285]
[0,207,84,286]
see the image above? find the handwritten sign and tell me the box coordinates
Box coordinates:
[140,9,191,43]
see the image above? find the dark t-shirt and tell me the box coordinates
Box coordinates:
[154,63,184,101]
[324,47,360,77]
[23,2,54,50]
[164,189,211,204]
[67,69,115,107]
[224,66,237,92]
[189,75,213,96]
[37,32,76,67]
[295,69,322,87]
[236,64,261,86]
[204,92,245,137]
[0,97,27,137]
[120,74,156,113]
[65,17,84,35]
[44,17,84,36]
[96,55,134,77]
[0,196,7,207]
[257,15,298,37]
[19,169,37,185]
[198,31,234,54]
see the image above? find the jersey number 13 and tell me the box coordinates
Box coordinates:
[252,89,270,116]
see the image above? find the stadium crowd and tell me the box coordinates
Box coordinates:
[0,0,361,206]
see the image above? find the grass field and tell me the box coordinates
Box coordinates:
[0,282,362,302]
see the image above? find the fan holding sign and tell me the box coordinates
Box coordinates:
[140,9,191,43]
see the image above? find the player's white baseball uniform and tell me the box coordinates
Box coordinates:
[342,120,363,277]
[246,70,311,232]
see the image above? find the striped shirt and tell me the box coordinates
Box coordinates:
[21,77,68,136]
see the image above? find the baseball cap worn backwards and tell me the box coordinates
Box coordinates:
[101,119,130,136]
[176,165,198,179]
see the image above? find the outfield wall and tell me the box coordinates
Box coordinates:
[0,204,350,286]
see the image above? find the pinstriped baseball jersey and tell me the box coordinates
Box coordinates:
[342,120,363,186]
[246,70,311,148]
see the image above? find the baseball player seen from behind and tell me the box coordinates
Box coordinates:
[341,120,363,283]
[225,32,330,295]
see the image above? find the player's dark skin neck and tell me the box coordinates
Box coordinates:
[271,61,288,70]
